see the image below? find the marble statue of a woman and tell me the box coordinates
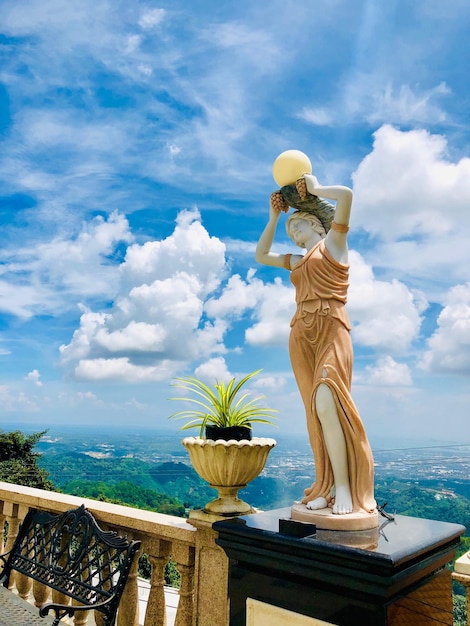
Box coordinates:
[256,173,377,529]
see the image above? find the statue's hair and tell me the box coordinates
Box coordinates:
[286,211,326,246]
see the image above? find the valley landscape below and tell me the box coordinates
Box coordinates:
[10,422,469,532]
[3,422,470,622]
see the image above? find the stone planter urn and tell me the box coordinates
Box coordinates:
[183,436,276,517]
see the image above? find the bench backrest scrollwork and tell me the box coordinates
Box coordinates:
[0,504,141,625]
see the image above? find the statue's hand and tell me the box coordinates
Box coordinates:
[270,191,289,214]
[302,174,321,196]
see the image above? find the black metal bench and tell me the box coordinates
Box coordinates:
[0,504,141,626]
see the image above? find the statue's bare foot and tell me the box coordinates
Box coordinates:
[332,485,353,515]
[306,497,328,511]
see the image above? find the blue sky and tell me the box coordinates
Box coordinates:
[1,0,469,445]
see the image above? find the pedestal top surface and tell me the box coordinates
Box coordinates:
[214,507,465,568]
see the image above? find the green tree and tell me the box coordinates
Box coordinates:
[64,479,185,517]
[0,430,55,490]
[454,594,467,626]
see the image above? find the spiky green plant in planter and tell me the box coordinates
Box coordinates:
[169,369,277,440]
[170,370,277,518]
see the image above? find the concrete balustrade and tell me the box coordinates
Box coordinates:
[0,482,229,626]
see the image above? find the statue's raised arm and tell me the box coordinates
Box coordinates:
[255,195,303,270]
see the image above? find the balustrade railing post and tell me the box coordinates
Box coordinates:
[33,579,50,608]
[144,538,172,626]
[94,611,105,626]
[72,601,89,626]
[4,502,29,595]
[117,542,141,626]
[172,543,195,626]
[52,587,70,607]
[15,569,32,601]
[0,500,6,557]
[52,523,72,611]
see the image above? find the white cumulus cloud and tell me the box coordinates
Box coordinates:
[245,279,295,347]
[348,251,426,353]
[353,124,470,241]
[74,357,178,383]
[421,283,470,374]
[60,210,229,381]
[205,269,295,348]
[361,356,412,386]
[0,212,133,318]
[25,369,43,387]
[194,357,232,383]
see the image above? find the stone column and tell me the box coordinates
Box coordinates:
[188,515,230,626]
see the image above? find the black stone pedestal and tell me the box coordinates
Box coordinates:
[214,507,465,626]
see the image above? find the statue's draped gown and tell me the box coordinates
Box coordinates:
[288,240,376,514]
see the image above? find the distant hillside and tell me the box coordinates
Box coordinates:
[374,481,470,530]
[39,450,215,510]
[64,479,185,516]
[40,449,470,531]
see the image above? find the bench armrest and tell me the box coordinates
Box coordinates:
[39,596,116,624]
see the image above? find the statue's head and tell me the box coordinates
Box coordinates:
[286,211,326,248]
